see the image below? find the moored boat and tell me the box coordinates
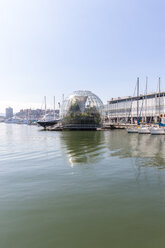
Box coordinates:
[138,126,151,134]
[37,96,60,128]
[37,114,60,128]
[150,127,165,135]
[127,127,138,133]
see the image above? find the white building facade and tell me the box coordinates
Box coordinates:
[105,92,165,124]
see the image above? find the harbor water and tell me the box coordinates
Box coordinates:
[0,123,165,248]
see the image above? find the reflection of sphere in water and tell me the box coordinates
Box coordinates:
[62,90,103,117]
[61,131,105,166]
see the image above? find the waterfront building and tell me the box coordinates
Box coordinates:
[0,116,5,122]
[5,107,13,119]
[15,109,60,120]
[105,91,165,124]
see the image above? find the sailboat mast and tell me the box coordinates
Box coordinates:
[137,77,139,123]
[61,94,64,117]
[159,77,161,119]
[145,77,148,123]
[44,96,47,116]
[53,96,56,119]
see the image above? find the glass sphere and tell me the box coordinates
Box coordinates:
[62,90,103,128]
[62,90,103,116]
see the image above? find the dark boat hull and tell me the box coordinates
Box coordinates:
[37,120,58,128]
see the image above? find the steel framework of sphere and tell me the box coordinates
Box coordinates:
[61,90,103,129]
[62,90,103,116]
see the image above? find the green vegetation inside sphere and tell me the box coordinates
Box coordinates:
[63,103,101,125]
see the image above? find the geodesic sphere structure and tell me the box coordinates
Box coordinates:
[62,90,103,116]
[62,91,103,127]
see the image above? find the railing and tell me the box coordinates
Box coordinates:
[63,124,101,129]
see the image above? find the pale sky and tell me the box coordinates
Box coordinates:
[0,0,165,112]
